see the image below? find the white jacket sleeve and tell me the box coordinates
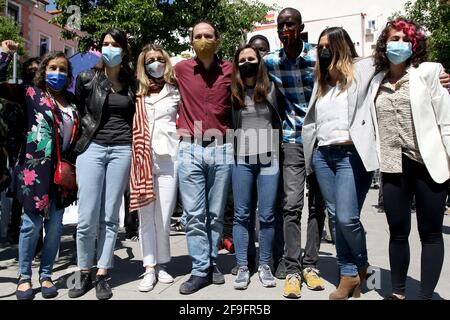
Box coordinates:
[429,63,450,157]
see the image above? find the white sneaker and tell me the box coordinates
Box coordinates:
[156,266,174,284]
[138,270,156,292]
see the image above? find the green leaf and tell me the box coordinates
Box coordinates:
[45,142,53,158]
[36,139,49,152]
[27,132,37,144]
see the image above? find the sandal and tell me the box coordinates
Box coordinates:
[16,277,34,300]
[40,277,58,299]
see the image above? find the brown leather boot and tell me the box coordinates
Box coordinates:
[329,276,361,300]
[358,267,368,291]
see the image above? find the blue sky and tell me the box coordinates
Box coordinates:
[47,0,56,10]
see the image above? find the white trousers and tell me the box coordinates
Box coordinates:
[139,154,178,267]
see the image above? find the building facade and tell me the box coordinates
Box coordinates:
[249,0,412,57]
[3,0,79,59]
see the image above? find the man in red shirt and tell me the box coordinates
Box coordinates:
[175,21,234,295]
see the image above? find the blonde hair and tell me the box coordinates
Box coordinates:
[315,27,358,97]
[136,43,177,96]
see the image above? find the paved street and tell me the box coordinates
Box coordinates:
[1,189,449,300]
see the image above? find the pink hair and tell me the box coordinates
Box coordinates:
[390,18,424,53]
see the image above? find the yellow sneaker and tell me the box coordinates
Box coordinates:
[303,267,325,290]
[283,273,302,299]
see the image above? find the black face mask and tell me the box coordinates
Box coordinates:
[239,62,259,79]
[319,48,333,73]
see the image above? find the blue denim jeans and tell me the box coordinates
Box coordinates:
[177,141,233,277]
[312,145,372,276]
[19,198,64,280]
[232,155,280,266]
[76,142,132,270]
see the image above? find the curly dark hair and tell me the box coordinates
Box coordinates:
[34,51,73,92]
[374,18,428,73]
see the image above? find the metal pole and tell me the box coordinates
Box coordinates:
[12,52,17,83]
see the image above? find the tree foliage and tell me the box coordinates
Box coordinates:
[0,10,25,80]
[52,0,271,60]
[0,16,25,55]
[394,0,449,69]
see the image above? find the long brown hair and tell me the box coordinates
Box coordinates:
[315,27,358,97]
[231,44,270,108]
[136,43,177,96]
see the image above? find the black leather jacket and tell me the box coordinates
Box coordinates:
[74,69,136,154]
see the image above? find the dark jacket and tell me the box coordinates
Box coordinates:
[0,53,81,216]
[74,69,136,154]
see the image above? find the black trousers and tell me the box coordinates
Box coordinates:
[383,156,447,299]
[124,190,139,236]
[282,143,326,274]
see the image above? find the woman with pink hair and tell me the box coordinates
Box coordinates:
[369,18,450,300]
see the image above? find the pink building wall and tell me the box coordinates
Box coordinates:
[3,0,79,59]
[30,6,79,58]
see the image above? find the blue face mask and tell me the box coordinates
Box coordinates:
[102,46,123,67]
[46,72,67,91]
[386,41,413,65]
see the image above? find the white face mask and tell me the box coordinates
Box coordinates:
[145,61,166,78]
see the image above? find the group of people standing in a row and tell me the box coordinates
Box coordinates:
[0,6,449,301]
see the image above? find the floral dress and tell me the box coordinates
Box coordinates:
[0,84,80,218]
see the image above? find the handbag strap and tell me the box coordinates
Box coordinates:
[51,107,62,163]
[46,90,79,162]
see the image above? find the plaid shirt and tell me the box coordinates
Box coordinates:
[264,42,316,144]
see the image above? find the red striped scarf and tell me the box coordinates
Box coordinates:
[130,95,155,211]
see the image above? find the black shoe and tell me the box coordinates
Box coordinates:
[125,231,139,241]
[95,275,113,300]
[210,265,225,284]
[68,272,93,298]
[179,275,212,294]
[384,294,406,300]
[274,258,287,279]
[39,277,58,299]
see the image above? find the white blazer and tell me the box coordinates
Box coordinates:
[303,57,378,175]
[367,62,450,184]
[145,83,180,158]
